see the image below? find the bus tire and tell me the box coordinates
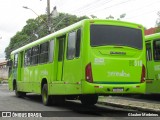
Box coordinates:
[80,94,98,106]
[42,84,52,106]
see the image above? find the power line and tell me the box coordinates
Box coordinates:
[72,0,103,13]
[76,0,133,16]
[73,0,112,15]
[126,0,160,14]
[103,0,133,10]
[125,9,160,19]
[70,0,159,22]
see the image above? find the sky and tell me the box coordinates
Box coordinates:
[0,0,160,60]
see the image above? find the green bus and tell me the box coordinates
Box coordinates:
[8,19,146,106]
[145,33,160,94]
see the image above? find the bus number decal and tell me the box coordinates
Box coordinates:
[94,58,104,65]
[134,60,142,67]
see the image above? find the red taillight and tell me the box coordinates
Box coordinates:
[85,63,93,83]
[141,64,145,83]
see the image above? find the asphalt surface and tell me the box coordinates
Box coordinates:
[0,84,159,120]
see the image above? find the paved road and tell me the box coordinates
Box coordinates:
[0,84,159,120]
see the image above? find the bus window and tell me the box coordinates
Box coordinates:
[49,40,54,62]
[14,53,18,68]
[153,40,160,61]
[31,45,39,65]
[67,31,76,60]
[39,42,49,63]
[58,37,65,61]
[146,43,152,61]
[90,25,142,50]
[24,49,32,66]
[75,29,81,58]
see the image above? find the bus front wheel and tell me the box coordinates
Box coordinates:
[80,94,98,106]
[42,84,52,106]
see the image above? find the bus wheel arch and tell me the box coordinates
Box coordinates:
[41,78,52,106]
[41,78,48,93]
[13,79,26,97]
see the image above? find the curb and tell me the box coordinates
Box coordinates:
[98,101,160,113]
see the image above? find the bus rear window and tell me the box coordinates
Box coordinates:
[90,25,143,49]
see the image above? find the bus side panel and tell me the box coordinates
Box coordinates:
[30,65,41,94]
[146,36,160,94]
[146,80,160,93]
[63,59,82,94]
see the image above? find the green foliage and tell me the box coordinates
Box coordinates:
[155,11,160,33]
[5,13,89,59]
[106,15,114,20]
[90,15,97,19]
[120,13,126,19]
[51,13,88,31]
[106,13,126,20]
[155,27,160,33]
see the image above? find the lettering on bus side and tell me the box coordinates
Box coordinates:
[107,70,130,77]
[154,65,160,71]
[110,51,126,55]
[41,70,48,76]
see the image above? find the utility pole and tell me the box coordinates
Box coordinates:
[41,0,59,33]
[47,0,51,33]
[24,0,58,33]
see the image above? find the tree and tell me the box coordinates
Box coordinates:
[155,11,160,33]
[5,13,88,59]
[106,15,114,20]
[106,13,126,20]
[90,15,97,19]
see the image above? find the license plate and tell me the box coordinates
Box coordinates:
[113,88,124,92]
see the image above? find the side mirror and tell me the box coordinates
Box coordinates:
[7,60,12,67]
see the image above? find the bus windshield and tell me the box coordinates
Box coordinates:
[90,24,143,50]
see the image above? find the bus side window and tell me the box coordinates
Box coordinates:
[67,31,76,60]
[154,40,160,61]
[58,37,65,61]
[31,45,39,65]
[39,42,49,63]
[49,40,54,62]
[24,49,32,66]
[14,53,18,68]
[75,29,81,58]
[146,43,152,61]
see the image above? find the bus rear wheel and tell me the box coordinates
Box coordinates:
[42,84,52,106]
[80,94,98,106]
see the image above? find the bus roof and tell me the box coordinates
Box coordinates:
[145,33,160,41]
[11,19,143,55]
